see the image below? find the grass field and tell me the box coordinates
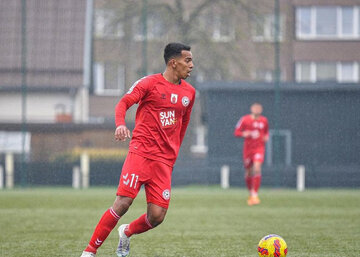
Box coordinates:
[1,187,359,257]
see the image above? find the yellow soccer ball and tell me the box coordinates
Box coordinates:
[257,234,288,257]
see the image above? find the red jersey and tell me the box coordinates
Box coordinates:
[234,114,269,151]
[115,73,196,167]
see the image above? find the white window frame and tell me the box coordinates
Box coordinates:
[212,13,235,42]
[94,63,125,96]
[252,69,285,82]
[296,61,359,83]
[296,6,360,40]
[252,14,284,42]
[263,71,273,82]
[254,70,273,82]
[339,6,356,37]
[133,16,144,41]
[296,7,312,38]
[296,62,321,83]
[338,62,359,83]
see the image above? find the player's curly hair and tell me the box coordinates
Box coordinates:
[164,42,191,64]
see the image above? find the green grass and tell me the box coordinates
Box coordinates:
[0,187,359,257]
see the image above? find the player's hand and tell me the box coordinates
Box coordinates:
[115,125,131,141]
[242,131,251,137]
[251,130,260,139]
[263,134,269,142]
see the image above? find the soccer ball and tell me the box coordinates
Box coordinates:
[257,234,288,257]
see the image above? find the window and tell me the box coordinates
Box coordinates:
[133,13,165,41]
[296,62,359,83]
[297,8,312,35]
[339,62,359,82]
[255,70,273,82]
[317,62,337,81]
[296,62,314,82]
[342,7,354,35]
[296,6,360,39]
[95,9,124,38]
[195,71,205,83]
[252,14,284,42]
[212,13,235,42]
[316,7,337,36]
[198,11,235,42]
[254,69,285,82]
[94,63,125,95]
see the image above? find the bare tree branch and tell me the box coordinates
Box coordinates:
[188,0,220,24]
[148,3,175,15]
[174,0,185,27]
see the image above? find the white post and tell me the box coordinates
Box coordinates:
[297,165,305,192]
[72,166,81,189]
[0,165,4,189]
[5,153,14,189]
[80,0,93,123]
[81,152,90,188]
[220,165,230,189]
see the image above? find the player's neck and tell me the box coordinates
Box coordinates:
[162,70,181,85]
[251,114,260,119]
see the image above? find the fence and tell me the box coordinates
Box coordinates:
[196,81,360,188]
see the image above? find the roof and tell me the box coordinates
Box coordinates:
[0,0,86,89]
[0,85,82,93]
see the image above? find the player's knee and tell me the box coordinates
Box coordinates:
[253,163,262,174]
[147,211,166,227]
[148,214,165,227]
[253,167,261,173]
[253,169,261,175]
[113,196,133,216]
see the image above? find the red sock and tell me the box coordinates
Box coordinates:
[245,175,252,191]
[253,175,262,193]
[124,213,153,237]
[85,207,120,253]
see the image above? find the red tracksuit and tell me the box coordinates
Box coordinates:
[115,73,196,208]
[234,114,269,168]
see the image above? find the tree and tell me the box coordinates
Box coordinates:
[97,0,274,81]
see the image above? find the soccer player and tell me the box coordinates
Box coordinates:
[234,102,269,206]
[80,42,195,257]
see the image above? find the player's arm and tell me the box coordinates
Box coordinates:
[263,118,269,142]
[179,92,195,145]
[114,78,149,141]
[234,117,251,138]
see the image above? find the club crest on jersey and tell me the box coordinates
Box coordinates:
[182,96,190,107]
[253,121,264,129]
[162,189,170,200]
[159,110,177,127]
[171,93,178,104]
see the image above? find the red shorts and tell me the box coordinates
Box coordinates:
[117,152,172,209]
[243,149,265,169]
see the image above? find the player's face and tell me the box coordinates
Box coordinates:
[251,104,263,116]
[174,50,193,79]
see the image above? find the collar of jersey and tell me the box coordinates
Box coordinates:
[159,73,182,86]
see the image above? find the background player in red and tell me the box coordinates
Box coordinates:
[80,42,195,257]
[234,102,269,206]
